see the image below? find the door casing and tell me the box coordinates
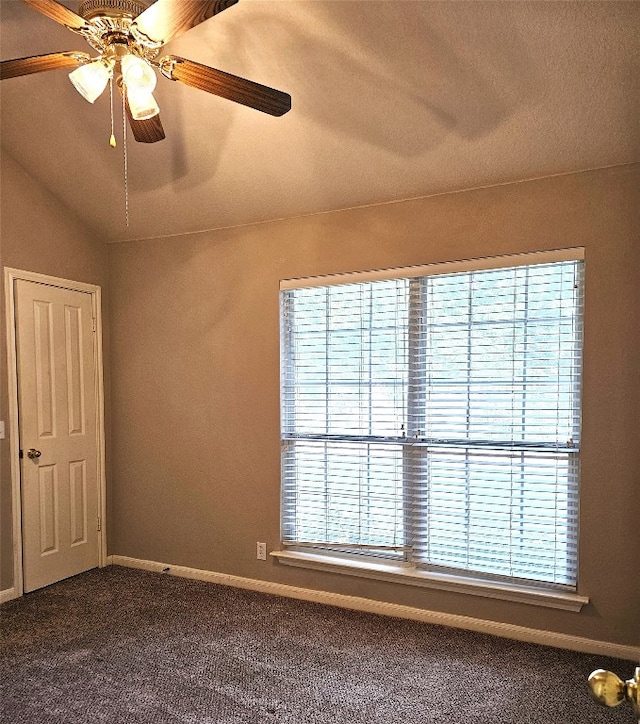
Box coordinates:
[4,268,107,597]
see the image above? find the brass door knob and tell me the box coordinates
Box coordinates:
[588,667,640,718]
[27,449,42,459]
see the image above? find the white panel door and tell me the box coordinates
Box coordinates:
[15,279,100,592]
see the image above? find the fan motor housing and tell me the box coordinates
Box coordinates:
[77,0,158,59]
[78,0,150,21]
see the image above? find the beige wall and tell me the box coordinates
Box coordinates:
[108,164,639,648]
[0,149,109,589]
[1,154,637,647]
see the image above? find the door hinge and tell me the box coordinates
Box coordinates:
[97,517,101,532]
[19,449,24,459]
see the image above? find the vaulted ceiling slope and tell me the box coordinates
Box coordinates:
[1,0,638,243]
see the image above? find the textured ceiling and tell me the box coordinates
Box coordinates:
[1,0,638,243]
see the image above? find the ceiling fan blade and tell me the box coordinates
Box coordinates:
[132,0,238,46]
[159,56,291,117]
[126,107,167,143]
[23,0,91,33]
[0,51,90,80]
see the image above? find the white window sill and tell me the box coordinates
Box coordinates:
[270,549,588,612]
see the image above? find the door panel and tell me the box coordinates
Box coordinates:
[69,460,88,546]
[38,464,58,555]
[65,304,86,436]
[34,300,56,438]
[15,279,99,592]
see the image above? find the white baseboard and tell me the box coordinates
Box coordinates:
[0,587,18,604]
[109,555,639,662]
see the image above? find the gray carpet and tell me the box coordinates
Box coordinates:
[0,566,635,723]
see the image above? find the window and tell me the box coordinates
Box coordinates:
[279,250,584,600]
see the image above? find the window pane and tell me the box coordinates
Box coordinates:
[282,440,405,547]
[419,262,582,446]
[282,280,408,437]
[409,447,578,585]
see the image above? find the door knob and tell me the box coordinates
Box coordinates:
[27,449,41,459]
[588,667,640,720]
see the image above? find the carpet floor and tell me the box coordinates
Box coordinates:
[0,566,635,723]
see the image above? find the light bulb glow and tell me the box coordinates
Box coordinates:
[127,90,160,120]
[69,60,112,103]
[121,55,157,94]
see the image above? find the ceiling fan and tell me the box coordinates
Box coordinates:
[0,0,292,143]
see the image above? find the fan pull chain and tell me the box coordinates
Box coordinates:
[121,88,130,227]
[109,78,116,148]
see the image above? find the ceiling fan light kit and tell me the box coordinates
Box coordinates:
[68,57,114,102]
[120,53,156,93]
[126,88,160,120]
[120,52,159,119]
[1,0,292,143]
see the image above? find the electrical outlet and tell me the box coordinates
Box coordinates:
[256,542,267,560]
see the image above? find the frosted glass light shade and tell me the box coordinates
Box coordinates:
[121,54,157,94]
[127,90,160,120]
[69,61,111,103]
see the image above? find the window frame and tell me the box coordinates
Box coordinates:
[275,248,588,611]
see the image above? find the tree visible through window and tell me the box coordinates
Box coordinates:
[280,251,584,589]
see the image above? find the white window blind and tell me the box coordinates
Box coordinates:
[280,251,584,589]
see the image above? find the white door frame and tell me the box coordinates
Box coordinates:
[4,268,107,598]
